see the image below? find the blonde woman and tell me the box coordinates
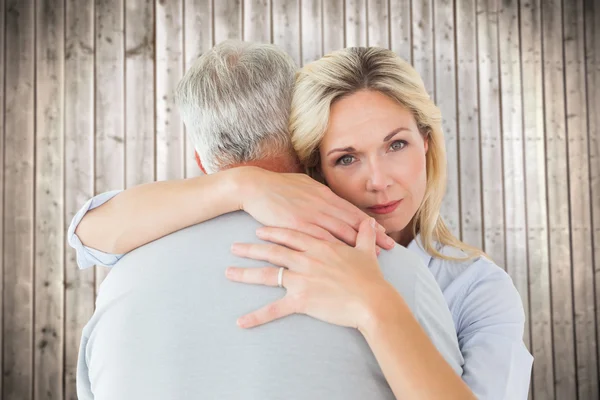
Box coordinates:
[71,45,532,399]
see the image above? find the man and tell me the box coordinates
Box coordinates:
[71,40,463,400]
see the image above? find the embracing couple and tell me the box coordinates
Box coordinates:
[69,41,533,399]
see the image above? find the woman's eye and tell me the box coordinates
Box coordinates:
[337,155,355,165]
[390,140,407,151]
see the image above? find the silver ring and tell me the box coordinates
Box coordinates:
[277,267,285,288]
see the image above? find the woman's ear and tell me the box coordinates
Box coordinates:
[194,151,207,174]
[424,136,429,154]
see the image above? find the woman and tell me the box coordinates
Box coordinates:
[71,47,532,398]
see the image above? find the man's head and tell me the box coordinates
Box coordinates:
[175,40,301,174]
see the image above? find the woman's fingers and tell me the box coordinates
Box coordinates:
[226,266,297,288]
[236,297,296,329]
[294,221,345,245]
[356,218,377,253]
[255,226,332,255]
[231,242,304,271]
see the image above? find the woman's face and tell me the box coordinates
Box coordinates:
[319,90,429,243]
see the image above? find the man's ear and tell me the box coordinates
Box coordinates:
[194,151,207,174]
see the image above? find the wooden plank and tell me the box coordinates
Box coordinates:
[156,0,185,181]
[214,0,242,42]
[564,0,598,397]
[273,0,301,66]
[301,0,322,65]
[345,0,366,48]
[390,0,412,63]
[95,0,125,288]
[125,0,155,188]
[412,0,434,98]
[476,0,505,267]
[244,0,270,43]
[541,0,577,397]
[64,0,96,397]
[3,0,35,398]
[456,0,482,249]
[34,0,65,398]
[323,0,344,54]
[183,0,212,178]
[0,0,5,393]
[498,0,531,353]
[434,0,459,238]
[367,0,388,48]
[521,0,554,397]
[584,0,600,387]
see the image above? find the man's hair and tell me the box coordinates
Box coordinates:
[175,40,297,173]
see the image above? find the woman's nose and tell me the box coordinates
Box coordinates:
[365,161,393,192]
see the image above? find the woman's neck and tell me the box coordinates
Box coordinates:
[389,227,415,247]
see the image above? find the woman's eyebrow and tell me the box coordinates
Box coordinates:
[326,127,411,157]
[383,127,410,141]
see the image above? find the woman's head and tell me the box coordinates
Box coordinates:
[290,47,480,258]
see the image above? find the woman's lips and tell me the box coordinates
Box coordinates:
[367,200,402,215]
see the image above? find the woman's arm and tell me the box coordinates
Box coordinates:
[360,287,475,400]
[226,219,475,399]
[75,168,242,254]
[75,166,394,255]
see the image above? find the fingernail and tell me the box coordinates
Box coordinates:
[231,243,241,253]
[376,247,381,256]
[386,236,395,247]
[377,224,386,232]
[370,218,376,229]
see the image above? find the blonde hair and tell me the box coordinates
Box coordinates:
[289,47,484,261]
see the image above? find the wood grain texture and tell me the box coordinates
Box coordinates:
[434,0,459,238]
[244,0,271,42]
[456,0,483,249]
[0,0,5,393]
[345,0,367,47]
[389,0,412,63]
[34,0,65,398]
[3,0,35,398]
[95,0,125,288]
[156,0,185,181]
[273,0,301,66]
[520,0,554,397]
[412,0,434,98]
[584,0,600,388]
[301,0,322,65]
[215,0,242,42]
[477,0,505,267]
[367,0,388,48]
[183,0,212,178]
[564,0,598,397]
[323,0,344,53]
[64,0,96,397]
[498,0,530,351]
[125,0,155,188]
[542,0,577,397]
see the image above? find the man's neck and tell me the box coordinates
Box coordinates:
[228,155,304,174]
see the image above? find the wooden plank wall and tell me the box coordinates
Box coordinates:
[1,1,599,399]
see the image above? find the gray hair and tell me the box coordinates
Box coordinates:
[175,40,297,173]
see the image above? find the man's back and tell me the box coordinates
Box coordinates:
[78,212,462,400]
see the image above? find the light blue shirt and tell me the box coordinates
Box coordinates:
[68,190,533,399]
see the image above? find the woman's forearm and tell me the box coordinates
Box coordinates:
[75,167,246,254]
[359,285,475,400]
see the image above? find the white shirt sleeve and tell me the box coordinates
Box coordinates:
[456,260,534,400]
[67,190,125,269]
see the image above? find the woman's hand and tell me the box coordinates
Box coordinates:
[226,218,395,329]
[238,167,395,250]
